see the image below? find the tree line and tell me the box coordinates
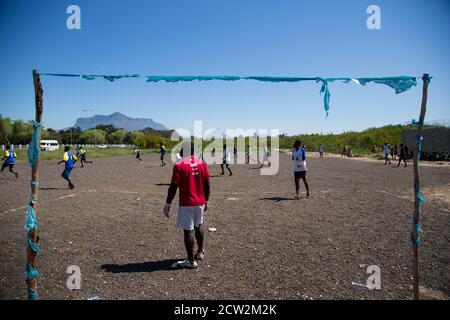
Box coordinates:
[0,115,175,149]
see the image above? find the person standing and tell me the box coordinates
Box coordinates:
[58,146,77,189]
[383,143,391,165]
[259,145,271,168]
[1,145,18,178]
[292,140,310,199]
[341,145,347,158]
[318,144,324,159]
[159,143,167,167]
[398,144,408,167]
[247,146,253,164]
[163,142,211,269]
[220,144,233,176]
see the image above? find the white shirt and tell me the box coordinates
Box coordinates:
[292,148,307,172]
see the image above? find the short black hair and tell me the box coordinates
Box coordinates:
[64,146,70,152]
[6,145,11,150]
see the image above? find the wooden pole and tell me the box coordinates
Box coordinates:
[412,73,429,300]
[26,70,43,299]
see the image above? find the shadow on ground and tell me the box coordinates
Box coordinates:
[101,259,180,273]
[259,197,297,202]
[40,187,68,191]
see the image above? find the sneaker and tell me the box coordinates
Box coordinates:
[69,184,75,190]
[176,259,198,269]
[195,251,205,261]
[294,195,300,200]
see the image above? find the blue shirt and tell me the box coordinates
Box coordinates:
[63,152,77,169]
[5,150,16,164]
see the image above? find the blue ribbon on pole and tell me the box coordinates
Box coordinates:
[28,121,42,167]
[25,205,40,254]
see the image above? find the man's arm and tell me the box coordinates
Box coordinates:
[165,183,178,204]
[204,180,210,202]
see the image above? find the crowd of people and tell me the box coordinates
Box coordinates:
[382,142,409,167]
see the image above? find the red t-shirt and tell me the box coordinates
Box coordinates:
[171,156,210,206]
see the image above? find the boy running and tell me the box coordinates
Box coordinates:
[163,142,211,269]
[292,140,310,199]
[58,146,77,189]
[79,146,93,168]
[1,145,18,178]
[135,148,143,162]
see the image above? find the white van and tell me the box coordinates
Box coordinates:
[40,140,60,151]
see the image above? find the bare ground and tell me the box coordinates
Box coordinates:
[0,153,449,300]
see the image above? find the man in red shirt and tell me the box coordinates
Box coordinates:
[164,142,211,269]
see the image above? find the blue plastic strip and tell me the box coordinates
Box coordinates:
[39,73,423,117]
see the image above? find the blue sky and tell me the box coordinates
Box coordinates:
[0,0,448,135]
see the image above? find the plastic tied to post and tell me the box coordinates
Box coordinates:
[28,121,42,167]
[25,205,40,254]
[417,191,427,214]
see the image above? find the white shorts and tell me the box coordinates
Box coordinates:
[176,205,205,231]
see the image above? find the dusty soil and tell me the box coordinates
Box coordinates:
[0,153,449,300]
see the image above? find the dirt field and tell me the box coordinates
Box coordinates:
[0,153,449,300]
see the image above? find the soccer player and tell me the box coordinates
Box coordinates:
[318,144,324,159]
[58,146,77,189]
[135,148,143,162]
[159,143,167,167]
[259,145,271,168]
[1,145,18,178]
[292,140,309,199]
[163,142,211,269]
[398,144,408,167]
[383,143,391,165]
[220,144,233,176]
[79,146,93,168]
[341,145,347,158]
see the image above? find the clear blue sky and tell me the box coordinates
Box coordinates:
[0,0,448,135]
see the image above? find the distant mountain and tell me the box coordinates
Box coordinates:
[73,112,168,131]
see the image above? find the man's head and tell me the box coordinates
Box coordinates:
[65,146,70,152]
[294,140,301,149]
[6,145,11,150]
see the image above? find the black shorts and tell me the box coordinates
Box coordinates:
[294,171,307,179]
